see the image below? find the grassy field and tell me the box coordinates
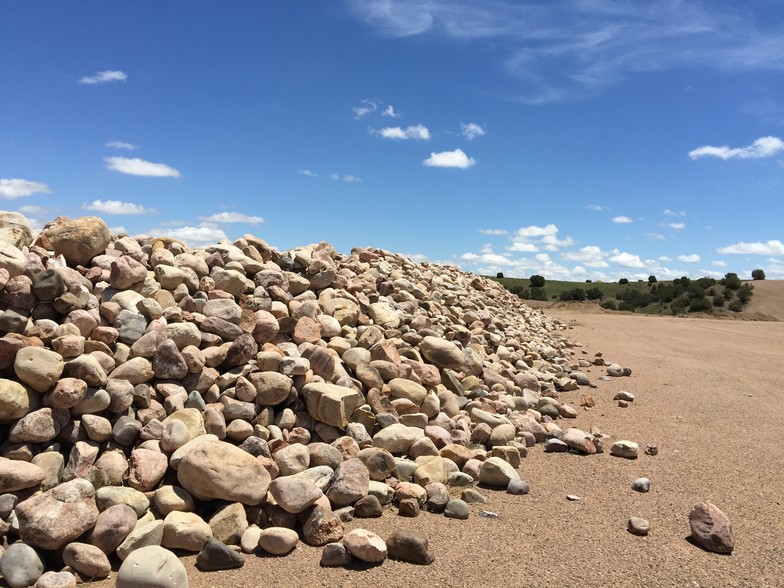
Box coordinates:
[489,276,652,300]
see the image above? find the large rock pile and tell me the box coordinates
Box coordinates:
[0,213,608,584]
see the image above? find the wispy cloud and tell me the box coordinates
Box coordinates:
[586,204,610,211]
[663,208,686,216]
[668,222,685,230]
[329,173,362,182]
[200,212,264,225]
[711,260,727,267]
[80,70,127,85]
[106,140,138,150]
[0,178,51,199]
[479,228,508,235]
[376,125,430,140]
[382,105,402,118]
[298,169,320,177]
[717,240,784,255]
[82,199,157,215]
[347,1,784,103]
[423,148,476,168]
[105,156,181,178]
[461,122,485,140]
[646,233,666,240]
[16,205,48,216]
[352,98,380,118]
[611,215,633,223]
[677,254,701,263]
[689,136,784,160]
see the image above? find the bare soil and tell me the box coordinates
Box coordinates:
[88,312,784,588]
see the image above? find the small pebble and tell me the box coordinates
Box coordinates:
[566,495,581,501]
[632,477,650,493]
[507,479,530,495]
[645,444,659,456]
[628,516,650,536]
[478,510,498,519]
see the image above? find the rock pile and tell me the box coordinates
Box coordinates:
[0,213,633,585]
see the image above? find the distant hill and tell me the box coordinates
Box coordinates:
[738,280,784,321]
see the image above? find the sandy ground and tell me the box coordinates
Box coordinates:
[86,312,784,588]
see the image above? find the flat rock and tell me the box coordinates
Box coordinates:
[196,538,245,571]
[610,440,639,459]
[689,501,734,554]
[387,529,434,565]
[0,457,46,492]
[343,528,387,563]
[269,476,323,514]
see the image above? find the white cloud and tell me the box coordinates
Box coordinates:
[16,205,48,216]
[148,225,228,248]
[677,254,701,263]
[80,70,127,85]
[377,125,430,140]
[612,215,634,223]
[298,169,320,177]
[106,140,138,150]
[200,212,264,225]
[711,260,727,267]
[689,136,784,160]
[658,256,672,262]
[586,204,610,211]
[515,224,558,238]
[717,240,784,255]
[646,233,666,240]
[460,252,515,266]
[328,172,362,182]
[105,157,181,178]
[479,229,508,235]
[82,199,157,215]
[348,1,784,104]
[668,222,685,230]
[562,245,609,268]
[423,149,476,168]
[541,234,575,250]
[461,122,485,140]
[609,251,645,268]
[508,242,539,253]
[352,99,379,118]
[0,178,51,199]
[382,105,401,118]
[663,209,686,216]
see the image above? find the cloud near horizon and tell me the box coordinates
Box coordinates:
[423,149,476,168]
[145,224,228,248]
[689,136,784,160]
[717,240,784,255]
[200,212,264,225]
[80,70,127,85]
[82,199,157,215]
[0,178,51,199]
[105,157,181,178]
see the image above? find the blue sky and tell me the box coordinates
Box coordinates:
[2,0,783,280]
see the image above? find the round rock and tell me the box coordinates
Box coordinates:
[116,545,189,588]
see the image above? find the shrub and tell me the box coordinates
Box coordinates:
[752,269,766,280]
[586,287,603,300]
[737,283,754,304]
[671,298,688,315]
[648,275,657,284]
[688,296,712,313]
[559,288,587,302]
[600,300,617,310]
[712,294,725,307]
[496,272,504,279]
[721,272,741,290]
[585,279,592,283]
[618,278,629,285]
[723,287,734,301]
[618,300,636,312]
[529,286,547,301]
[728,299,743,312]
[529,275,545,288]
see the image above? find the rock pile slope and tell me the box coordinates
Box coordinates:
[0,213,616,584]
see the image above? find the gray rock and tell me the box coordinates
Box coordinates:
[632,477,650,493]
[0,542,45,588]
[116,545,188,588]
[196,538,245,571]
[507,479,530,495]
[628,516,650,536]
[321,542,352,567]
[258,527,299,555]
[444,499,470,520]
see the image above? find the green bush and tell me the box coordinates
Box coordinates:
[721,272,741,290]
[618,300,636,312]
[586,287,603,300]
[600,300,617,310]
[496,272,504,279]
[737,283,754,304]
[618,278,629,285]
[729,299,743,312]
[529,286,547,301]
[559,288,587,301]
[529,275,545,288]
[648,275,657,284]
[712,294,725,307]
[688,296,712,313]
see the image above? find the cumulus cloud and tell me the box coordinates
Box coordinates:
[16,205,48,216]
[612,215,634,223]
[689,136,784,160]
[460,252,515,266]
[508,242,539,253]
[376,125,430,140]
[677,254,701,263]
[423,149,476,168]
[509,223,575,253]
[149,225,228,248]
[479,229,508,235]
[352,99,379,118]
[515,224,558,238]
[80,70,127,85]
[382,105,401,118]
[105,157,181,178]
[668,222,685,230]
[561,245,609,268]
[200,212,264,225]
[0,178,51,199]
[461,122,485,140]
[609,251,645,268]
[106,140,138,150]
[82,199,157,215]
[717,240,784,255]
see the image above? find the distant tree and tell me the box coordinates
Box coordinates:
[585,279,592,283]
[496,272,504,279]
[529,275,545,288]
[618,278,629,285]
[752,269,766,280]
[721,272,741,290]
[648,275,657,284]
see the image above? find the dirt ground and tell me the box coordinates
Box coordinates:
[87,311,784,588]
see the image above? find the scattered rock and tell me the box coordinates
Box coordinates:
[689,502,734,554]
[196,538,245,571]
[444,499,470,520]
[116,545,188,588]
[632,477,650,493]
[628,516,650,536]
[343,528,387,563]
[610,440,639,459]
[387,529,434,565]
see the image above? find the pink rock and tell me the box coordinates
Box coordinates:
[689,502,735,554]
[127,448,169,492]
